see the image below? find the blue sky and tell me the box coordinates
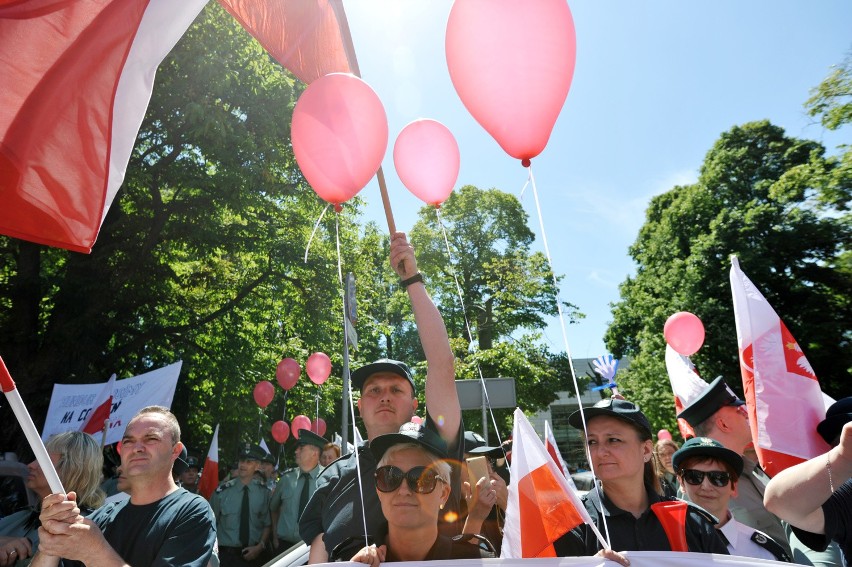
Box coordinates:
[343,1,851,359]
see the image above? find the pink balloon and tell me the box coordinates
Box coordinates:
[664,311,706,356]
[291,415,312,439]
[276,358,301,390]
[306,352,332,385]
[272,420,290,443]
[253,381,275,409]
[311,418,327,437]
[292,73,388,206]
[410,415,423,425]
[658,429,673,441]
[393,119,460,206]
[446,0,576,166]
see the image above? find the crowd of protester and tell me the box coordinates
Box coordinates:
[2,232,850,567]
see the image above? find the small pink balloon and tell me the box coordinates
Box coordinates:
[253,381,275,409]
[306,352,332,385]
[312,417,327,437]
[291,415,311,439]
[664,311,706,356]
[658,429,673,441]
[292,73,388,205]
[393,119,460,206]
[276,358,301,390]
[410,415,423,425]
[446,0,576,165]
[272,420,290,443]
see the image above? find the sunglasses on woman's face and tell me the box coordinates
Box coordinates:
[679,469,731,487]
[375,465,445,494]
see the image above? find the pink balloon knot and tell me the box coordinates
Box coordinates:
[521,158,531,168]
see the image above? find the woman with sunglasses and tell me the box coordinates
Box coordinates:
[553,398,727,563]
[346,423,493,566]
[674,437,791,562]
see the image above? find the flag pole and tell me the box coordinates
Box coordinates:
[0,356,65,494]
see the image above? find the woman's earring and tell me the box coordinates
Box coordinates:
[439,503,445,510]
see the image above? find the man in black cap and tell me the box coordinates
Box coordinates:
[674,437,790,562]
[210,444,271,566]
[300,232,463,563]
[260,451,277,490]
[271,429,328,554]
[179,454,201,494]
[676,376,792,555]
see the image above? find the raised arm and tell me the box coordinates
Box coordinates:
[764,422,852,533]
[389,232,460,445]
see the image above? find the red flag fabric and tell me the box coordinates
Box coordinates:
[0,0,208,253]
[729,256,832,476]
[543,420,570,478]
[217,0,358,83]
[501,409,598,558]
[80,373,116,436]
[197,424,219,500]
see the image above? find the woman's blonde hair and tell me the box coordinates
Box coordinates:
[46,431,106,509]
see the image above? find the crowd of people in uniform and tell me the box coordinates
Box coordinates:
[0,231,850,567]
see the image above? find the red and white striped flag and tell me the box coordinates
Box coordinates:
[502,409,601,558]
[729,256,831,476]
[543,420,570,479]
[80,373,116,436]
[664,346,707,439]
[197,424,220,500]
[0,0,208,253]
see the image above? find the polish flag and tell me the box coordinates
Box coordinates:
[664,346,706,439]
[501,409,602,558]
[543,420,570,479]
[80,374,116,436]
[0,0,209,253]
[197,424,220,500]
[730,256,831,476]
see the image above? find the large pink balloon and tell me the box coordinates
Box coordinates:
[393,119,460,206]
[253,381,275,409]
[276,358,301,391]
[292,73,388,206]
[664,312,706,356]
[306,352,332,385]
[291,415,312,439]
[658,429,673,441]
[446,0,576,166]
[272,420,290,444]
[311,418,327,438]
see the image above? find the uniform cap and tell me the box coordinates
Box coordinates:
[672,436,744,477]
[676,376,745,427]
[370,422,447,460]
[568,398,652,438]
[297,429,330,450]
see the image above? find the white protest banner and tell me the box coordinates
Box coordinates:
[41,361,182,445]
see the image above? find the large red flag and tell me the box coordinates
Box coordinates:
[0,0,208,253]
[217,0,358,83]
[197,424,219,500]
[80,373,116,437]
[501,409,603,558]
[729,256,831,476]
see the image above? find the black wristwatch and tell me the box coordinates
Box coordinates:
[400,272,424,289]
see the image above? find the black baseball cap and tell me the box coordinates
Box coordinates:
[351,359,416,394]
[370,422,447,460]
[672,437,744,477]
[568,398,652,438]
[817,397,852,446]
[676,376,745,427]
[297,429,330,450]
[238,443,265,461]
[464,430,487,453]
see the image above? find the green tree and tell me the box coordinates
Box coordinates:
[605,120,851,434]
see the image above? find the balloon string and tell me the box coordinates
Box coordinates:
[304,203,330,263]
[525,165,612,549]
[434,208,506,451]
[334,213,343,284]
[347,372,370,547]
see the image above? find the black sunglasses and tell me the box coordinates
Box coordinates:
[375,465,445,494]
[679,469,731,487]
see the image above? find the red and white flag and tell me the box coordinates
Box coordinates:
[197,424,220,500]
[80,373,116,436]
[729,256,831,476]
[0,0,208,253]
[502,409,603,558]
[543,420,570,479]
[664,346,707,439]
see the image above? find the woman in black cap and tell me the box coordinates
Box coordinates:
[342,423,493,565]
[553,398,727,561]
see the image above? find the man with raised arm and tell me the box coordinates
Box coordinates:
[300,232,463,564]
[32,406,216,567]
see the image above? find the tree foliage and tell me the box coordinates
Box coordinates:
[605,120,852,434]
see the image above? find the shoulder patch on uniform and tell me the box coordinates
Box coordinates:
[751,530,791,562]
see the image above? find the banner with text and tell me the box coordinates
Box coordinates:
[41,361,182,445]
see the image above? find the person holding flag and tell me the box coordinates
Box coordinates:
[554,398,727,557]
